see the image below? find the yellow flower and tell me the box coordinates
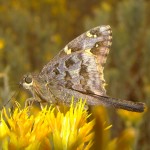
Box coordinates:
[117,109,145,126]
[0,39,5,49]
[106,128,136,150]
[0,117,9,138]
[0,100,95,150]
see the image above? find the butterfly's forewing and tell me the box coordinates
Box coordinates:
[40,25,112,96]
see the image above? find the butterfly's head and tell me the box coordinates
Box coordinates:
[20,74,34,90]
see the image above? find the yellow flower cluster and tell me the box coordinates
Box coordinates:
[0,101,94,150]
[0,39,5,49]
[117,109,145,126]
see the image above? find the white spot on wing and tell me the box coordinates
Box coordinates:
[95,44,99,47]
[64,45,68,52]
[64,46,72,54]
[85,49,93,55]
[93,34,97,38]
[86,31,97,38]
[100,26,107,32]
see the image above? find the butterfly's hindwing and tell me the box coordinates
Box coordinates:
[40,25,112,97]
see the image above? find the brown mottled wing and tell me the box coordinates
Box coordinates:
[40,25,112,96]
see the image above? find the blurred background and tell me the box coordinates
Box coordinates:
[0,0,149,149]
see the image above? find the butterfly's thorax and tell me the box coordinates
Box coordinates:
[26,75,56,104]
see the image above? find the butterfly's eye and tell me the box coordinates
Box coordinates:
[24,76,32,84]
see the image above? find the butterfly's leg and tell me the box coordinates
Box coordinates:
[40,102,48,109]
[25,97,35,108]
[55,105,61,112]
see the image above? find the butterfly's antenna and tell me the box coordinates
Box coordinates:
[1,86,21,109]
[7,82,20,89]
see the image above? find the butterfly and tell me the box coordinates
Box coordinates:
[20,25,145,112]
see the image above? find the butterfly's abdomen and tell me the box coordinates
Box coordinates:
[89,95,145,112]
